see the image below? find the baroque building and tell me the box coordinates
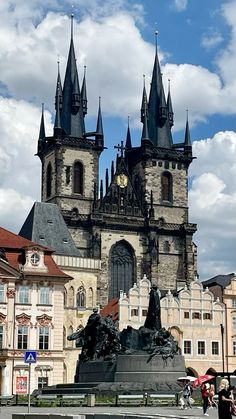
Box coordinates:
[112,276,225,376]
[0,227,70,395]
[34,17,197,307]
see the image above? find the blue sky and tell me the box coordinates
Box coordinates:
[0,0,235,280]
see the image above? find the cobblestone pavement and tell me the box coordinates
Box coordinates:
[0,405,218,419]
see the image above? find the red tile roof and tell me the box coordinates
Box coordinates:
[100,298,119,321]
[0,227,70,279]
[0,227,49,250]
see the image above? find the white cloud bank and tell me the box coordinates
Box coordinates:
[189,131,236,279]
[0,0,235,280]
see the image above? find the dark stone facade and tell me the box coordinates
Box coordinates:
[36,22,198,307]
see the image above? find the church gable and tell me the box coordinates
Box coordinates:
[98,155,144,219]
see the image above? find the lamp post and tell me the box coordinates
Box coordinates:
[220,323,225,374]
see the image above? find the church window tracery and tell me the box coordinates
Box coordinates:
[109,240,135,300]
[77,287,86,308]
[73,161,83,194]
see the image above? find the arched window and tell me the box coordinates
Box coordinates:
[161,171,172,203]
[67,286,74,307]
[109,240,135,300]
[46,163,52,198]
[73,161,83,194]
[77,287,86,308]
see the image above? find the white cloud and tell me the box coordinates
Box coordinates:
[172,0,188,12]
[0,97,52,231]
[201,28,223,50]
[189,131,236,279]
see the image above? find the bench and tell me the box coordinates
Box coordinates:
[0,395,14,406]
[59,394,86,406]
[115,394,145,406]
[35,394,57,406]
[148,393,177,406]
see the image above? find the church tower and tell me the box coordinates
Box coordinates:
[37,23,197,306]
[37,15,104,254]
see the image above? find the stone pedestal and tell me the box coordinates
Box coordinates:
[75,353,185,385]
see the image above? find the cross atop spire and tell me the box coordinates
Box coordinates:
[114,141,126,158]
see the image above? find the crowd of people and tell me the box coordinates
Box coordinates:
[179,377,236,418]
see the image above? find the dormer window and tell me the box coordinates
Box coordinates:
[22,248,48,273]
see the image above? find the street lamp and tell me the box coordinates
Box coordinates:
[220,323,225,374]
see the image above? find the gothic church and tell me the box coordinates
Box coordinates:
[21,17,197,307]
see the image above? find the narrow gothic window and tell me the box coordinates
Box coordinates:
[109,240,135,300]
[161,171,172,203]
[77,287,86,308]
[46,163,52,198]
[73,161,83,194]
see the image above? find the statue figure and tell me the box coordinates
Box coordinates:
[69,286,180,363]
[144,285,161,331]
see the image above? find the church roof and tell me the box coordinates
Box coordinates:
[19,202,80,257]
[0,226,69,278]
[202,273,235,288]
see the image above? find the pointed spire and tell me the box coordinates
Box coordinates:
[105,168,109,193]
[141,96,150,142]
[184,110,191,146]
[55,60,63,111]
[54,63,62,132]
[39,103,45,140]
[159,81,167,125]
[167,79,174,128]
[61,14,85,137]
[96,97,103,136]
[111,160,114,181]
[81,66,88,116]
[125,116,132,149]
[147,30,172,148]
[141,75,148,123]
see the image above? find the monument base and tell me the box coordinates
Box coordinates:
[75,353,185,387]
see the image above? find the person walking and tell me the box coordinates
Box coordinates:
[218,379,234,419]
[201,382,210,416]
[209,383,217,408]
[182,381,192,409]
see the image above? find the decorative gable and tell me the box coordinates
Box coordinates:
[22,247,48,273]
[99,156,144,217]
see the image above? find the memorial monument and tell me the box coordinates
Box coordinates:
[68,286,186,392]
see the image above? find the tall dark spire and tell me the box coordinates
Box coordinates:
[39,103,45,140]
[55,60,62,111]
[147,31,172,148]
[184,110,191,146]
[37,103,45,155]
[125,116,132,149]
[81,66,88,116]
[60,14,85,137]
[167,79,174,128]
[141,96,150,143]
[141,75,148,123]
[96,97,103,137]
[54,62,62,132]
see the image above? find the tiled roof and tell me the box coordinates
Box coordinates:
[0,226,47,249]
[19,202,80,257]
[0,227,70,279]
[100,298,119,321]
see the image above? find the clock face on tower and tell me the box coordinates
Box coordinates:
[116,173,128,188]
[30,252,40,266]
